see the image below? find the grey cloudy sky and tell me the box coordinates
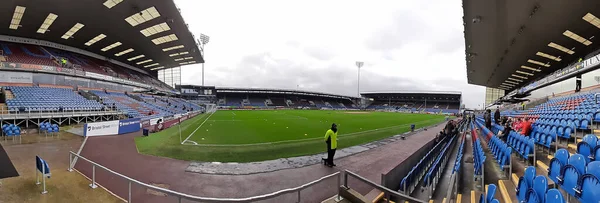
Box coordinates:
[174,0,485,108]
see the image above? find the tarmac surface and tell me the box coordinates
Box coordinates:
[74,121,448,203]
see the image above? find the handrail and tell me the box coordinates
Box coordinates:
[343,170,426,203]
[69,151,341,202]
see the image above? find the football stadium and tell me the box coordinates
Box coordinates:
[2,0,600,203]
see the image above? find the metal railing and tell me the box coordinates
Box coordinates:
[68,151,341,202]
[343,170,426,203]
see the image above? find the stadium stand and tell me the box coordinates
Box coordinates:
[6,86,103,112]
[91,91,167,119]
[362,92,461,114]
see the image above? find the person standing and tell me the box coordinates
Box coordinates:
[324,123,338,167]
[484,109,492,129]
[521,117,532,136]
[494,108,501,124]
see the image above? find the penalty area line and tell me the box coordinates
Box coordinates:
[181,110,216,144]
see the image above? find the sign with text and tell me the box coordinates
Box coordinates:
[0,71,33,83]
[84,120,119,136]
[118,118,141,134]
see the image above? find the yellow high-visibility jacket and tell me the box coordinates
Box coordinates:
[324,129,338,149]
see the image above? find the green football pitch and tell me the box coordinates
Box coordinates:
[135,110,446,162]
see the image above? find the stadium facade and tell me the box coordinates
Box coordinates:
[361,91,462,114]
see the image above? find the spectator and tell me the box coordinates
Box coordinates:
[513,118,523,133]
[444,120,455,136]
[484,109,492,129]
[498,120,512,142]
[521,117,532,136]
[494,108,500,124]
[434,131,443,145]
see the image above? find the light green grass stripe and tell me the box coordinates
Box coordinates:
[183,119,438,147]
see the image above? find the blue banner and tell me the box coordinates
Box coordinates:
[118,118,141,134]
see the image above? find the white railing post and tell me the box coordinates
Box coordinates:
[90,165,97,189]
[68,153,73,172]
[128,181,132,203]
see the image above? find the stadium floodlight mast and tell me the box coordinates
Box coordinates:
[199,34,210,86]
[356,61,364,98]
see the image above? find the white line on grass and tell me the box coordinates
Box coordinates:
[209,118,307,122]
[184,119,440,147]
[231,112,237,116]
[181,110,217,145]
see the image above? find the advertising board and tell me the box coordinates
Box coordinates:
[84,120,119,136]
[118,118,141,134]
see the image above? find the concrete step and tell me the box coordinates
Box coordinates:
[364,189,382,202]
[535,161,555,188]
[498,179,517,203]
[470,190,482,203]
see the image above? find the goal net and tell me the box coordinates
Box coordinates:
[204,103,217,114]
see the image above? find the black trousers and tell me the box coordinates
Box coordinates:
[326,143,336,165]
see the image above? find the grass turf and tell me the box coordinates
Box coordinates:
[135,110,446,162]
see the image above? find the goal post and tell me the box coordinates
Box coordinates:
[204,103,217,114]
[181,103,217,145]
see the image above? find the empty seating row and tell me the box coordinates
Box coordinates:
[472,121,485,177]
[473,119,512,173]
[531,125,558,150]
[423,136,456,197]
[516,167,565,203]
[452,134,466,174]
[399,135,451,194]
[6,86,103,112]
[507,131,535,160]
[547,151,600,202]
[92,91,167,119]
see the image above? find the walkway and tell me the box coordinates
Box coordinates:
[74,122,448,203]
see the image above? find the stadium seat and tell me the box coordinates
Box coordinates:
[557,154,586,197]
[517,166,536,201]
[573,161,600,202]
[578,134,598,163]
[548,149,570,183]
[525,175,547,203]
[478,184,496,203]
[546,189,565,203]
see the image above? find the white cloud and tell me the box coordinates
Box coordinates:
[174,0,485,108]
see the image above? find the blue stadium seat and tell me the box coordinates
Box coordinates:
[546,189,565,203]
[548,149,570,184]
[558,154,586,197]
[526,175,547,203]
[517,166,536,202]
[574,161,600,202]
[578,134,598,163]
